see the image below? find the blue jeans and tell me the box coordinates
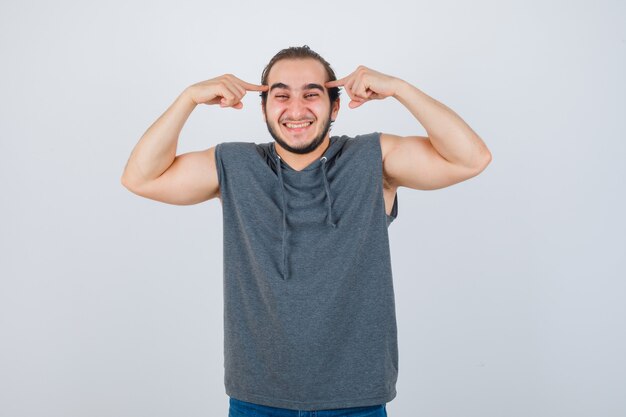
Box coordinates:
[228,397,388,417]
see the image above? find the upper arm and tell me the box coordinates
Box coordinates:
[122,147,220,205]
[380,133,490,190]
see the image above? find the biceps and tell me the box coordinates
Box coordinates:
[383,135,481,190]
[126,148,220,205]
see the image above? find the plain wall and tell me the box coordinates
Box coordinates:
[1,1,624,416]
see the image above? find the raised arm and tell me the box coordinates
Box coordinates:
[327,66,492,191]
[120,75,268,205]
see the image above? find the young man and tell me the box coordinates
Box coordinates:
[121,46,491,416]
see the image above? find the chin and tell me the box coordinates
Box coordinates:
[267,123,328,155]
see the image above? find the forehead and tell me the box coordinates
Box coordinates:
[266,58,327,87]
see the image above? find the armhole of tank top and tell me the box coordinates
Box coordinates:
[371,132,398,223]
[214,143,224,200]
[367,132,394,225]
[389,192,398,219]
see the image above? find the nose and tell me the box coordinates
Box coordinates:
[286,97,309,120]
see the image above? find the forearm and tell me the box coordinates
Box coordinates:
[393,79,491,168]
[121,88,197,186]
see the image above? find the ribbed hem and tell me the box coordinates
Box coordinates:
[225,386,396,411]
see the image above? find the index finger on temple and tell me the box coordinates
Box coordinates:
[325,77,348,88]
[242,81,269,91]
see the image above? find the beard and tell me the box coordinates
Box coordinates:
[265,108,333,155]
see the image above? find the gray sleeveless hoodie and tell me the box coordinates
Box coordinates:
[214,132,399,411]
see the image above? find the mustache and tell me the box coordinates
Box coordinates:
[279,117,315,123]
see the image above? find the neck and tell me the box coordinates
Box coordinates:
[275,136,331,171]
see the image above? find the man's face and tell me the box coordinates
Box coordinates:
[263,58,340,155]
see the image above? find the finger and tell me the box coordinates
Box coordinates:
[227,80,247,97]
[351,77,367,99]
[349,82,370,101]
[221,97,243,108]
[352,73,372,100]
[353,87,371,101]
[326,72,354,88]
[240,80,269,92]
[342,86,359,104]
[325,78,345,88]
[221,99,244,109]
[349,99,366,109]
[344,75,356,91]
[342,77,357,101]
[224,82,245,100]
[217,88,237,107]
[220,84,244,107]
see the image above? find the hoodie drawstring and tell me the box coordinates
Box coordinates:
[275,154,288,280]
[273,145,337,281]
[320,156,337,228]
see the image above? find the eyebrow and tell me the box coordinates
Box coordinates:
[269,83,325,93]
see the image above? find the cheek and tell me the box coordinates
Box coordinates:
[310,102,330,115]
[266,104,285,121]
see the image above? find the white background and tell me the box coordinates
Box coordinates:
[1,1,625,416]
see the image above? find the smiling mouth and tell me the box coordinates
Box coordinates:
[283,121,313,129]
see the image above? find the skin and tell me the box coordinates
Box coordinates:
[326,65,492,196]
[121,59,492,217]
[262,58,339,167]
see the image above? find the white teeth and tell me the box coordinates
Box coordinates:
[285,121,312,129]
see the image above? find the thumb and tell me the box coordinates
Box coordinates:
[348,99,365,109]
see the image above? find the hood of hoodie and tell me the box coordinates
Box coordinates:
[255,136,347,280]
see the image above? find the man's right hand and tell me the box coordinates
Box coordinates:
[186,74,268,109]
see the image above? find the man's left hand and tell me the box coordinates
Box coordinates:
[325,66,402,109]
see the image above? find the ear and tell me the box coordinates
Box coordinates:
[331,98,340,122]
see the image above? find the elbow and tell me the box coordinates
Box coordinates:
[482,149,492,167]
[464,136,492,173]
[120,163,132,189]
[468,149,492,175]
[476,138,493,168]
[120,173,139,192]
[120,163,143,192]
[120,173,131,189]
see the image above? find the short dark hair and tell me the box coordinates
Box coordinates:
[260,45,340,106]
